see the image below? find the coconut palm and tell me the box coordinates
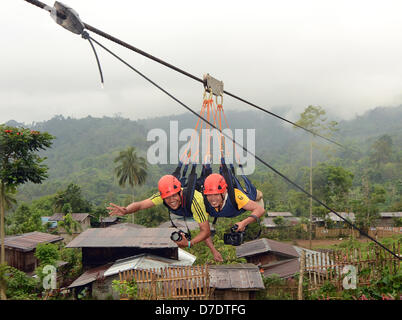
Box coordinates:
[114,147,147,223]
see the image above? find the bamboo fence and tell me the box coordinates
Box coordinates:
[303,242,401,292]
[118,265,210,300]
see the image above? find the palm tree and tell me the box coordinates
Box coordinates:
[114,147,148,223]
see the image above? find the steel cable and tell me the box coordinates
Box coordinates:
[88,34,400,260]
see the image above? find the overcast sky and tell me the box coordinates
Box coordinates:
[2,0,402,125]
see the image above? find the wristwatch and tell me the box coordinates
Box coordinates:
[249,214,259,222]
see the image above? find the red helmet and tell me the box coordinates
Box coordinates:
[158,175,181,199]
[203,173,227,195]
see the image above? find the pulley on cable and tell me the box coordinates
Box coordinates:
[47,2,104,86]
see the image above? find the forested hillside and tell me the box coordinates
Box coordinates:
[5,105,402,221]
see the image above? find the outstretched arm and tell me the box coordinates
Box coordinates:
[235,199,265,231]
[107,199,155,217]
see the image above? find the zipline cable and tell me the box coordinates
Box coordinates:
[23,0,398,258]
[23,0,352,152]
[87,34,400,260]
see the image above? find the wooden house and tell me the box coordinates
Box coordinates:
[376,212,402,227]
[49,213,91,231]
[236,238,300,266]
[48,213,91,243]
[67,250,196,300]
[4,232,63,273]
[236,238,328,280]
[66,227,180,269]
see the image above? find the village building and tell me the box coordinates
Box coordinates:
[3,231,64,273]
[376,212,402,227]
[263,217,301,229]
[235,238,325,280]
[267,212,293,218]
[48,212,91,243]
[67,250,197,300]
[66,227,180,269]
[208,264,265,300]
[97,216,122,228]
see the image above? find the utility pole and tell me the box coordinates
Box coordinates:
[309,136,313,249]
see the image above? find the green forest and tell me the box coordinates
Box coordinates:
[3,104,402,233]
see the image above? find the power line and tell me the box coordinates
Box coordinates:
[88,34,400,260]
[23,0,351,151]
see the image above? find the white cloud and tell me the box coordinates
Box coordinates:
[2,0,402,124]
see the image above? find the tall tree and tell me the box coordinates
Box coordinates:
[294,105,338,249]
[114,147,147,223]
[54,183,92,213]
[369,134,393,168]
[0,125,54,299]
[312,163,354,211]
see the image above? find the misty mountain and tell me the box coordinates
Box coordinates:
[4,104,402,205]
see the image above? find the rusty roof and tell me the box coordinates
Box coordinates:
[209,264,264,290]
[66,227,178,249]
[4,232,64,252]
[48,213,90,222]
[236,238,299,259]
[68,263,113,288]
[262,258,300,279]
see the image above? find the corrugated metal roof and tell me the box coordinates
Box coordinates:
[209,264,264,290]
[379,212,402,218]
[4,232,63,252]
[104,249,196,278]
[48,213,89,222]
[158,219,200,231]
[68,263,113,288]
[69,250,196,289]
[262,258,300,279]
[267,212,293,217]
[326,212,355,222]
[107,223,146,229]
[236,238,299,258]
[263,217,301,228]
[66,227,178,248]
[262,247,333,279]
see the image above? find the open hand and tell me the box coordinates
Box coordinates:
[212,250,223,262]
[106,203,127,217]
